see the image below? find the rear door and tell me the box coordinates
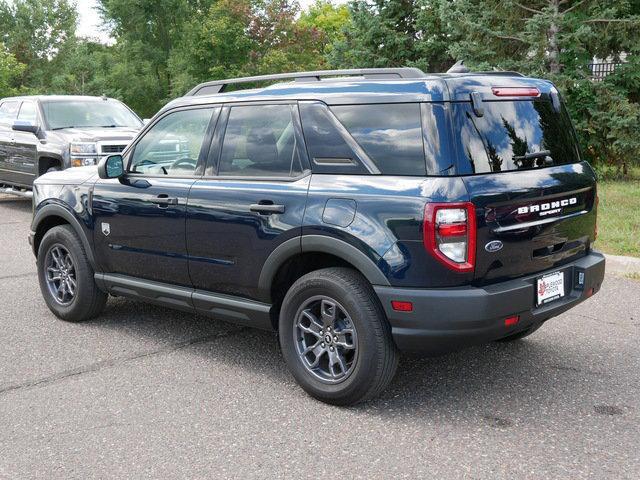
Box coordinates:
[450,85,597,284]
[92,106,218,286]
[186,103,310,301]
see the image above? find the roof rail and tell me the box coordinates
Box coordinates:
[185,68,427,96]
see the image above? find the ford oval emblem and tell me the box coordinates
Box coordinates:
[485,240,503,253]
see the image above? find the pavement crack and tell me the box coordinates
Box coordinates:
[0,272,36,281]
[0,328,246,397]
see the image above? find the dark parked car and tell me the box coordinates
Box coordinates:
[0,95,142,194]
[29,68,605,405]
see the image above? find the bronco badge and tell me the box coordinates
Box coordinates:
[101,222,110,236]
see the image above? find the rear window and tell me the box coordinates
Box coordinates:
[331,103,426,176]
[452,100,581,174]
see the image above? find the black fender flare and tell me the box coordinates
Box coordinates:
[32,203,97,269]
[258,235,390,301]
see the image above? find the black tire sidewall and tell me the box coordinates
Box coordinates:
[279,269,392,403]
[37,225,98,321]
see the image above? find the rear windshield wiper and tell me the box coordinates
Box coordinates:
[513,150,552,162]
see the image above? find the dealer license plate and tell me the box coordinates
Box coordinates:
[537,271,565,306]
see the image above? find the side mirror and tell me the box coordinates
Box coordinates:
[98,154,125,179]
[12,120,42,137]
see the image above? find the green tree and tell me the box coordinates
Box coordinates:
[168,0,326,97]
[298,0,351,56]
[0,0,77,90]
[0,43,25,97]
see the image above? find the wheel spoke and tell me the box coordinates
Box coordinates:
[298,310,323,337]
[320,299,337,326]
[47,267,61,281]
[335,329,356,350]
[308,344,326,368]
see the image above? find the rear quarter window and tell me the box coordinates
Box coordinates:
[452,100,581,174]
[331,103,426,176]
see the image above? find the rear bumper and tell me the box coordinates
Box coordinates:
[375,251,605,354]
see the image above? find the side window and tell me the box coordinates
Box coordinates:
[218,105,303,177]
[331,103,426,176]
[17,102,38,124]
[130,108,214,176]
[299,102,369,174]
[0,101,20,125]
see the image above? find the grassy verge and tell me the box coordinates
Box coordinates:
[595,169,640,258]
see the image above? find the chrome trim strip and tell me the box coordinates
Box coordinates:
[492,209,589,233]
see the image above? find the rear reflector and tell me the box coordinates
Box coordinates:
[391,301,413,312]
[504,315,520,327]
[492,87,540,97]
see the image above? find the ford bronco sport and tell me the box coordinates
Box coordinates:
[0,95,142,195]
[29,68,605,405]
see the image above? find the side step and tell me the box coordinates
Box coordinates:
[1,186,33,199]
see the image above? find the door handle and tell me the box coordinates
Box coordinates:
[250,202,285,214]
[151,194,178,207]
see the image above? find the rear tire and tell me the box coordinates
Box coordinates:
[279,267,398,406]
[37,225,107,322]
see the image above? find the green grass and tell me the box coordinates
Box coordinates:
[595,169,640,258]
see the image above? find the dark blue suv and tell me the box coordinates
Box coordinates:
[29,68,605,405]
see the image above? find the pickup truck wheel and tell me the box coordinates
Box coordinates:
[46,166,60,173]
[279,267,398,406]
[37,225,107,322]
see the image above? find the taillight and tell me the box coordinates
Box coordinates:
[423,202,476,273]
[491,87,540,97]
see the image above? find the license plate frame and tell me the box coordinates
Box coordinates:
[536,271,565,306]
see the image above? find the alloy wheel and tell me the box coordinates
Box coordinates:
[294,295,358,383]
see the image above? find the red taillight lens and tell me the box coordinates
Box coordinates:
[424,202,476,273]
[492,87,540,97]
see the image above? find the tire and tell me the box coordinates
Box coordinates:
[496,322,543,342]
[279,267,398,406]
[37,225,107,322]
[46,166,60,173]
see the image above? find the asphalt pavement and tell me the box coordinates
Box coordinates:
[0,194,638,479]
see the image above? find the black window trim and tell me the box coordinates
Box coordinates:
[123,104,221,180]
[202,101,312,183]
[299,100,380,175]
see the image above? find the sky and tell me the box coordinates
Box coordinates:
[75,0,349,43]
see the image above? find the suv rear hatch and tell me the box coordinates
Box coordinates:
[448,78,597,284]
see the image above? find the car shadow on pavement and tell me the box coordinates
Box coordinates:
[86,296,612,419]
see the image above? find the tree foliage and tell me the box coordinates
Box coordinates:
[0,0,637,172]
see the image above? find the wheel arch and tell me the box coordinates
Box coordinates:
[37,155,64,176]
[32,204,96,269]
[260,235,390,308]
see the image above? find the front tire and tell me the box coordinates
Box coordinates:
[37,225,107,322]
[279,267,398,406]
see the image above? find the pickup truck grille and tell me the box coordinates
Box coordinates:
[100,144,127,154]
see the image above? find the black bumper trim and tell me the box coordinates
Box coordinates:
[375,251,605,354]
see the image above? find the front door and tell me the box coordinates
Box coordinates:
[10,101,40,185]
[186,103,310,301]
[92,106,219,286]
[0,100,21,184]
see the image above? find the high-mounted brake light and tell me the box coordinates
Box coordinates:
[423,202,476,273]
[491,87,540,97]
